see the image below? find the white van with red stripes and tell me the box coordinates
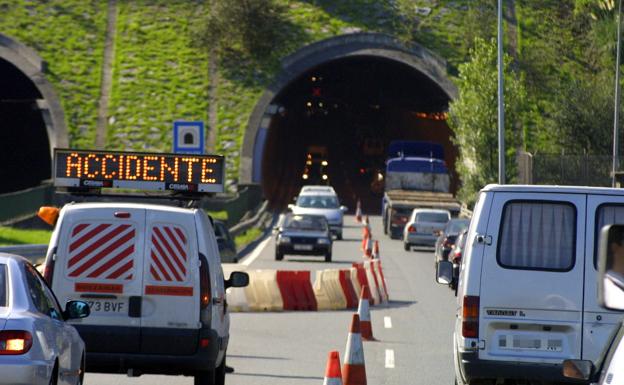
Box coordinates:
[40,202,249,385]
[436,185,624,385]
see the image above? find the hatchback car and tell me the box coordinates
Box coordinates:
[275,214,332,261]
[0,253,90,385]
[403,209,451,250]
[433,218,470,264]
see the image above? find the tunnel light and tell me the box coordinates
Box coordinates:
[306,161,312,165]
[377,172,384,181]
[302,174,309,180]
[306,101,312,107]
[311,76,317,82]
[321,160,328,166]
[322,174,328,180]
[318,102,324,107]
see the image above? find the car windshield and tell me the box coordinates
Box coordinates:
[447,219,470,234]
[416,212,449,223]
[284,215,327,231]
[0,265,6,307]
[296,195,339,209]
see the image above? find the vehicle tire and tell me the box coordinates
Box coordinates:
[325,252,332,262]
[275,251,283,261]
[214,354,226,385]
[404,242,410,251]
[194,370,216,385]
[49,361,58,385]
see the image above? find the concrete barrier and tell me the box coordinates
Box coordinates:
[338,269,358,309]
[370,260,388,303]
[362,261,381,305]
[313,269,348,310]
[226,286,250,312]
[276,270,317,311]
[349,267,361,300]
[244,270,283,311]
[373,259,389,302]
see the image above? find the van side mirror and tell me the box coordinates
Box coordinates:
[598,224,624,311]
[562,359,593,381]
[225,271,249,289]
[63,300,90,320]
[436,261,453,285]
[340,206,348,213]
[287,204,295,211]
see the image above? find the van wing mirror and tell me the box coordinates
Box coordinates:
[340,205,348,213]
[562,359,593,381]
[225,271,249,289]
[598,224,624,311]
[287,204,295,211]
[436,260,453,285]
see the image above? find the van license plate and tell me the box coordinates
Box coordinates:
[85,299,127,314]
[293,244,313,251]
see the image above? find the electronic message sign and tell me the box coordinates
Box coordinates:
[54,149,225,193]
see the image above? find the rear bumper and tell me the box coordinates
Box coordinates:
[0,359,50,385]
[458,352,586,383]
[85,328,223,375]
[405,233,437,246]
[277,244,331,256]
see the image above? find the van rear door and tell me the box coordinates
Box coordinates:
[582,196,624,362]
[479,192,585,363]
[55,207,146,354]
[140,210,200,355]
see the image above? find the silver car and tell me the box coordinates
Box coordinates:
[0,253,90,385]
[403,209,451,250]
[289,191,347,240]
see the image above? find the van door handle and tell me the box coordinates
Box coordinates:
[129,296,142,318]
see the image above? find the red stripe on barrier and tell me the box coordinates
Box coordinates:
[339,270,358,309]
[276,271,317,311]
[352,263,369,292]
[368,261,383,303]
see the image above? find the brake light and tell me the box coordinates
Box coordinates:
[199,256,211,309]
[462,296,480,338]
[408,225,416,233]
[0,331,32,355]
[114,212,131,218]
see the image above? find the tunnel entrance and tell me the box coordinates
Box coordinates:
[260,55,455,211]
[0,58,52,193]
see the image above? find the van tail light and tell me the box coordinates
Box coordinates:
[462,296,480,339]
[0,331,33,355]
[43,249,56,285]
[199,255,211,310]
[408,225,417,233]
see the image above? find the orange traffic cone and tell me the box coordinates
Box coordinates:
[361,226,370,251]
[363,237,373,259]
[343,314,366,385]
[372,240,380,259]
[323,351,343,385]
[355,200,362,223]
[358,286,375,341]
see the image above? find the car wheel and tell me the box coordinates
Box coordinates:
[215,354,226,385]
[49,361,58,385]
[325,252,332,262]
[194,370,216,385]
[275,251,283,261]
[404,242,410,251]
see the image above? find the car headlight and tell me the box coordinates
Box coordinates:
[317,238,330,245]
[279,236,291,243]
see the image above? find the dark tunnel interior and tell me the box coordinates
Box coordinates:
[260,56,456,212]
[0,58,51,194]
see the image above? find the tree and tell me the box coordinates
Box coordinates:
[448,38,526,206]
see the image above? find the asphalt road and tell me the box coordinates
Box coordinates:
[85,215,457,385]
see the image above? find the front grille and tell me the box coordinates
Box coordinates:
[290,237,317,244]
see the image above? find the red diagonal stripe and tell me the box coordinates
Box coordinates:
[72,224,89,237]
[174,227,186,244]
[69,230,135,277]
[154,227,186,275]
[150,266,162,281]
[69,224,112,253]
[106,260,133,279]
[150,250,171,281]
[87,244,134,278]
[68,224,131,268]
[163,226,187,262]
[152,234,182,281]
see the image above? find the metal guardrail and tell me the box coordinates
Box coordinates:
[229,200,270,237]
[0,244,48,264]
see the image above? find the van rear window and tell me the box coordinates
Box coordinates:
[416,212,450,223]
[498,201,575,271]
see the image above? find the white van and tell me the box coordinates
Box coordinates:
[39,202,248,385]
[437,185,624,385]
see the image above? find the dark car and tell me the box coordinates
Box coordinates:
[434,218,470,264]
[449,229,468,291]
[274,213,332,262]
[214,220,238,263]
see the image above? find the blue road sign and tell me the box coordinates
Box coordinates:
[173,121,204,154]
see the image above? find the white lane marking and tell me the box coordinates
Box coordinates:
[240,236,272,266]
[385,349,395,368]
[384,316,392,329]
